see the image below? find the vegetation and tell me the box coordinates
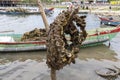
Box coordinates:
[22,0,37,3]
[112,7,120,11]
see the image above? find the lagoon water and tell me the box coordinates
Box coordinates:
[0,8,120,80]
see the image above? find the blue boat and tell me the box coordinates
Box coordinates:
[99,17,120,26]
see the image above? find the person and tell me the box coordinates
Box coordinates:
[109,6,112,12]
[86,6,88,10]
[109,6,111,10]
[109,17,113,20]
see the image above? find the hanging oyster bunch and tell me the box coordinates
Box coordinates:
[21,28,46,41]
[46,8,87,70]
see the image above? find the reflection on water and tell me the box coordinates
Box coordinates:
[0,8,120,80]
[0,51,46,64]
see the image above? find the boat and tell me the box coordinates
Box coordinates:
[0,35,108,52]
[0,26,120,52]
[44,7,54,15]
[88,25,120,40]
[0,7,54,15]
[99,17,120,26]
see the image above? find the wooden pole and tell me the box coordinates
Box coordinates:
[37,0,49,32]
[51,68,56,80]
[37,0,56,80]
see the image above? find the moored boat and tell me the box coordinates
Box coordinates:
[0,26,120,52]
[99,17,120,26]
[0,7,54,15]
[88,25,120,40]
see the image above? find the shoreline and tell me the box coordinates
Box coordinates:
[0,5,120,16]
[46,5,120,16]
[79,9,120,16]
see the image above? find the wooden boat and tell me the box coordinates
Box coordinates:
[99,17,120,26]
[0,26,120,52]
[88,25,120,40]
[0,7,54,15]
[0,36,108,52]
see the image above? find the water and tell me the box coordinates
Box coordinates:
[0,8,120,80]
[0,8,62,34]
[0,8,100,34]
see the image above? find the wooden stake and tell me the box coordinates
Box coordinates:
[51,68,56,80]
[37,0,49,32]
[37,1,56,80]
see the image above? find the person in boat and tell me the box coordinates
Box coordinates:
[109,17,113,20]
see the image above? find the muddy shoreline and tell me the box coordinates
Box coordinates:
[0,43,119,80]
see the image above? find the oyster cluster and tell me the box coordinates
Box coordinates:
[21,28,46,41]
[46,8,87,70]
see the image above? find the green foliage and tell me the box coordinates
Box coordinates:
[112,7,120,11]
[22,0,37,3]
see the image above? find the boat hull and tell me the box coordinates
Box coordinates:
[101,20,120,26]
[0,11,40,15]
[0,8,54,15]
[0,26,120,52]
[0,38,108,53]
[99,17,120,26]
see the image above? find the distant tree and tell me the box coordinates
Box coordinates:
[108,0,111,2]
[41,0,52,3]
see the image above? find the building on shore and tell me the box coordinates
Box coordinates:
[0,0,21,7]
